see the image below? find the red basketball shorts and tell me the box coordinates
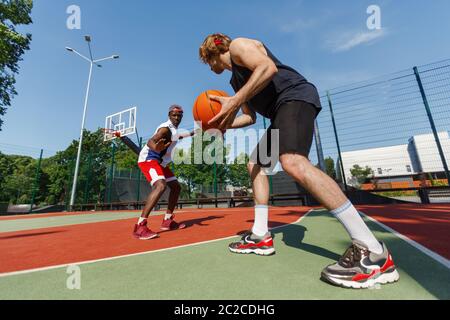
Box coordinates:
[138,160,177,186]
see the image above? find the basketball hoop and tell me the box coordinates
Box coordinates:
[102,128,121,142]
[104,106,137,142]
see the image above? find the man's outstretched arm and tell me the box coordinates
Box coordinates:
[115,132,141,155]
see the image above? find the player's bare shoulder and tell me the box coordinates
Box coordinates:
[229,38,267,61]
[152,126,172,142]
[230,38,262,50]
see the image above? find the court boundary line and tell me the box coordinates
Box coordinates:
[0,209,314,278]
[359,211,450,269]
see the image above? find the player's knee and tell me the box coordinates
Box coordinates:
[153,180,167,194]
[247,161,259,174]
[280,154,307,179]
[170,181,181,193]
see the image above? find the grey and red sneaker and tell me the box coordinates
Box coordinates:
[321,241,399,289]
[133,220,158,240]
[229,231,275,256]
[160,215,186,231]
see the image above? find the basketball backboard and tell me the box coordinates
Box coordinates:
[104,107,137,141]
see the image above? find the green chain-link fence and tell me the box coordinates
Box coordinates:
[2,58,450,213]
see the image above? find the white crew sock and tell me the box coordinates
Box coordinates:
[138,217,147,224]
[252,205,269,237]
[331,200,383,254]
[164,213,173,220]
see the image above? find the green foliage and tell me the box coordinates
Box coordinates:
[424,173,448,186]
[350,164,373,185]
[377,191,417,197]
[324,157,336,180]
[115,147,138,169]
[0,0,33,130]
[50,128,113,204]
[227,153,251,189]
[0,129,253,206]
[173,132,228,197]
[0,128,115,205]
[0,152,35,203]
[172,132,251,198]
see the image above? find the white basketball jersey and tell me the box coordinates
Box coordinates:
[138,119,179,167]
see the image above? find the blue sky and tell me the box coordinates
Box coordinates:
[1,0,450,157]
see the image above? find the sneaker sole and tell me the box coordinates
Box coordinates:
[229,247,276,256]
[134,234,159,240]
[160,224,186,231]
[322,269,400,289]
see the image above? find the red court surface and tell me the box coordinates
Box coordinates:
[0,210,138,221]
[0,207,309,274]
[357,204,450,259]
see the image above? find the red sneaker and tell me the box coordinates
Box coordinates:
[133,220,158,240]
[161,215,186,231]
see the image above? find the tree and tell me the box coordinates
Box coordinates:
[0,153,36,203]
[349,164,373,187]
[0,0,33,130]
[0,151,13,187]
[0,129,142,206]
[227,153,251,190]
[43,128,113,205]
[324,157,336,180]
[173,131,229,198]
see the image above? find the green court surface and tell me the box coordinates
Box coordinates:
[0,209,448,300]
[0,211,165,233]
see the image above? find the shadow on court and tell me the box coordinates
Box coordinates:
[272,223,342,261]
[0,230,65,240]
[243,210,342,261]
[278,209,450,299]
[240,208,450,298]
[181,215,225,228]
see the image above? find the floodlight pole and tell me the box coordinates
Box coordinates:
[66,36,119,210]
[69,61,93,209]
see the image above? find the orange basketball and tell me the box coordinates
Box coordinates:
[193,90,229,131]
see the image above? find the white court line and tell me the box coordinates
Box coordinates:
[0,209,314,278]
[359,211,450,269]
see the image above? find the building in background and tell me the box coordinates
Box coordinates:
[337,132,450,188]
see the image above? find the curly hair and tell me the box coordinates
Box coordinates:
[199,33,232,64]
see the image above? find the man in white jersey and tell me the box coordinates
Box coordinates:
[133,105,193,240]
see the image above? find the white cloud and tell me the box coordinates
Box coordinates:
[326,28,388,52]
[280,18,318,33]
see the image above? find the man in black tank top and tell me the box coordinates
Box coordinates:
[198,34,399,289]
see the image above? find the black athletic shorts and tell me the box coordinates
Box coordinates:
[250,100,319,168]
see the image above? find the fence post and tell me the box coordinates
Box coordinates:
[65,160,76,211]
[314,119,326,172]
[263,118,274,195]
[83,152,93,205]
[212,134,218,208]
[107,143,116,203]
[327,91,348,192]
[29,149,43,213]
[413,66,450,186]
[136,137,143,202]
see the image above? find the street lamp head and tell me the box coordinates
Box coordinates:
[65,47,74,52]
[84,35,92,42]
[112,55,119,59]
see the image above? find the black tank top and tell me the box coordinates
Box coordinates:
[230,45,322,120]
